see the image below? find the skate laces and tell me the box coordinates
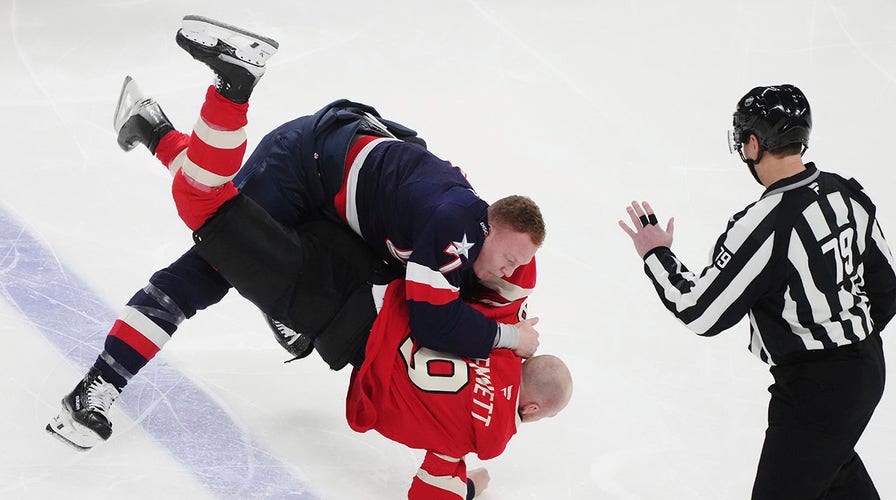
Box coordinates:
[85,376,119,416]
[214,74,231,94]
[273,319,302,345]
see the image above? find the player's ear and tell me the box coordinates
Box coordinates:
[519,403,540,421]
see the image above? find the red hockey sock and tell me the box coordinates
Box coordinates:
[172,169,238,231]
[154,131,190,173]
[181,86,249,189]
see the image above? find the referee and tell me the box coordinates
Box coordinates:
[619,85,896,500]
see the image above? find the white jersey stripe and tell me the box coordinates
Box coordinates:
[850,197,870,255]
[781,283,826,351]
[646,198,777,320]
[385,239,413,262]
[687,236,774,334]
[432,453,462,462]
[803,202,830,242]
[644,254,700,307]
[723,194,780,252]
[799,197,875,346]
[479,276,534,303]
[343,137,399,235]
[825,310,851,347]
[646,232,773,335]
[749,312,775,365]
[828,192,850,229]
[414,469,467,498]
[406,261,459,292]
[788,228,841,344]
[439,258,462,273]
[837,290,870,344]
[872,221,896,271]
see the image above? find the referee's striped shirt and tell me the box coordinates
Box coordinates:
[644,163,896,365]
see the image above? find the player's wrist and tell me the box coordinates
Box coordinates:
[494,323,519,349]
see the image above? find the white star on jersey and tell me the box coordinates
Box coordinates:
[448,234,475,259]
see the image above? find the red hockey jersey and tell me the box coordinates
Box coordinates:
[345,261,536,499]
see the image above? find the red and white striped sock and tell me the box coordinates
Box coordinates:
[170,86,249,230]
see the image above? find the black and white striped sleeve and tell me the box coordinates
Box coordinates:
[642,200,779,336]
[863,219,896,331]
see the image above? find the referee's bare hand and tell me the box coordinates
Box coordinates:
[618,201,675,259]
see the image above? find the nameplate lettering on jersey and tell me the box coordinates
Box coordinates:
[470,358,495,427]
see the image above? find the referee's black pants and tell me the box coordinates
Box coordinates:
[752,333,885,500]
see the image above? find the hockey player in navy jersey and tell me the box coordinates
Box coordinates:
[620,85,895,499]
[47,15,546,451]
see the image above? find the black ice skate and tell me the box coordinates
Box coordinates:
[113,75,174,153]
[265,313,314,362]
[176,15,279,103]
[46,367,121,451]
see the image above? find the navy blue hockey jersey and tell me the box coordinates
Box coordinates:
[334,135,500,359]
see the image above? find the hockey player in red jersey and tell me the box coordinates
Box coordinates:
[347,278,572,499]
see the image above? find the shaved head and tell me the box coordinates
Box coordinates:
[518,354,572,423]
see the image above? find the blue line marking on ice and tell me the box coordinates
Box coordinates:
[0,206,315,499]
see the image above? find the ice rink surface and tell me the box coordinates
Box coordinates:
[3,0,896,498]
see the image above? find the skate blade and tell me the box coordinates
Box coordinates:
[112,75,145,132]
[180,15,279,66]
[45,410,99,451]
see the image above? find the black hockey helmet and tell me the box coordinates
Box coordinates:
[728,84,812,155]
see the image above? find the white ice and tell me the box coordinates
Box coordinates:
[2,0,896,499]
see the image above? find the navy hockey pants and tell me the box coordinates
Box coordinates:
[752,333,885,500]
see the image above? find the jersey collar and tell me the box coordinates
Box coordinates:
[761,162,820,199]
